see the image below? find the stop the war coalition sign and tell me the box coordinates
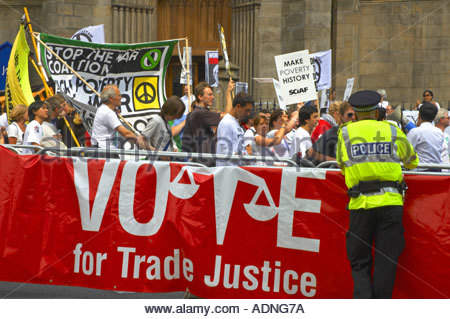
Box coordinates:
[39,33,176,132]
[275,50,317,105]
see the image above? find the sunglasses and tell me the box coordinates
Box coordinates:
[423,94,431,97]
[346,113,355,118]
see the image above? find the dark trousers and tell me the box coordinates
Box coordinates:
[346,205,405,298]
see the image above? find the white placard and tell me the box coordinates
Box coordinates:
[235,82,248,95]
[310,49,332,91]
[273,79,286,110]
[343,77,355,102]
[180,47,192,85]
[252,78,275,84]
[320,89,327,111]
[274,50,317,105]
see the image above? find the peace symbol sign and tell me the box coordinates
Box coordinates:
[135,82,156,104]
[312,57,321,84]
[71,33,93,42]
[140,49,161,70]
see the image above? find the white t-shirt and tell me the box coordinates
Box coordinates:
[267,129,290,158]
[7,122,25,145]
[216,113,244,166]
[22,120,43,154]
[407,122,444,164]
[290,127,312,158]
[250,134,275,166]
[0,113,9,129]
[418,102,440,109]
[442,132,449,165]
[242,127,256,154]
[91,104,122,149]
[41,121,67,149]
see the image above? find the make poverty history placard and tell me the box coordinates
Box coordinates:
[275,50,317,105]
[38,33,176,133]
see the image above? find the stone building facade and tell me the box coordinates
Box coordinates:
[1,0,448,109]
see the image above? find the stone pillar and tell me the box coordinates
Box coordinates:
[231,0,261,95]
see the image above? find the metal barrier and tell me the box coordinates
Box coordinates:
[36,147,301,167]
[316,161,339,169]
[7,145,450,174]
[316,160,450,175]
[1,144,43,153]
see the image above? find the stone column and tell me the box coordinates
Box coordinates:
[232,0,261,95]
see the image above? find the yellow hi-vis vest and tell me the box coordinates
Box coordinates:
[336,119,419,210]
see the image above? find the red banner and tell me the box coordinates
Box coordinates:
[0,146,449,298]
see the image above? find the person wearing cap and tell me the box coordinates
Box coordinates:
[336,90,419,298]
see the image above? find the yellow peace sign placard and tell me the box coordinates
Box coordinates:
[133,76,160,110]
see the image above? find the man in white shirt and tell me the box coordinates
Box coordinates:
[407,102,444,167]
[91,85,141,150]
[290,104,319,159]
[216,92,253,166]
[434,108,450,165]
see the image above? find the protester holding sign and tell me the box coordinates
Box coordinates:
[267,109,296,158]
[181,79,234,166]
[91,85,143,150]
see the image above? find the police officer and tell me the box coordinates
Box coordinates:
[336,90,419,298]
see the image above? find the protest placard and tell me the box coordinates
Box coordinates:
[180,47,192,85]
[205,51,219,87]
[274,50,317,105]
[273,79,286,110]
[343,77,355,102]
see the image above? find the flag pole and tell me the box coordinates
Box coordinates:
[28,56,53,97]
[23,7,52,98]
[24,8,79,146]
[29,56,80,147]
[185,37,192,113]
[32,32,139,136]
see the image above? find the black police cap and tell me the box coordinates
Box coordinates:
[348,90,382,112]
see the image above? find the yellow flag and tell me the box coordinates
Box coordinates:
[5,24,34,123]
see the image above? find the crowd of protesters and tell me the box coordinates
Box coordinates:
[0,84,448,169]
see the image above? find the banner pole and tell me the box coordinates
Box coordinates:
[32,32,139,136]
[28,56,53,97]
[23,7,51,97]
[185,37,192,112]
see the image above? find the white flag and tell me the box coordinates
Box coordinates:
[71,24,105,43]
[180,47,192,85]
[310,49,332,91]
[343,78,355,102]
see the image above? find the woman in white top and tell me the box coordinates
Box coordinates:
[7,104,28,145]
[250,113,298,165]
[416,89,440,109]
[22,101,48,154]
[267,109,291,158]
